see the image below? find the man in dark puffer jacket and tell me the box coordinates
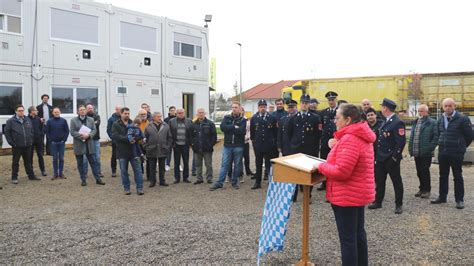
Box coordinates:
[431,98,473,209]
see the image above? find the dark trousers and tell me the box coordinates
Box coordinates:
[254,149,278,185]
[438,153,464,202]
[332,205,368,266]
[243,143,252,175]
[148,157,166,185]
[75,153,100,182]
[414,156,432,192]
[11,146,35,180]
[44,135,51,155]
[375,158,404,206]
[111,142,117,173]
[174,144,190,181]
[30,138,45,172]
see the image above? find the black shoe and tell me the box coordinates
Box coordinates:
[29,176,41,181]
[41,171,47,177]
[456,201,465,209]
[192,173,197,176]
[183,179,191,183]
[430,197,447,204]
[251,183,262,190]
[414,190,422,197]
[247,172,255,177]
[316,184,326,191]
[368,202,382,209]
[149,183,156,188]
[210,184,223,191]
[111,172,117,178]
[232,184,240,190]
[81,181,87,186]
[207,180,213,184]
[173,180,180,184]
[263,176,268,181]
[96,180,106,185]
[395,205,403,214]
[159,183,169,187]
[194,180,204,185]
[124,190,131,195]
[250,175,256,180]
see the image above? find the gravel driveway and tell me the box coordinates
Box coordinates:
[0,142,473,264]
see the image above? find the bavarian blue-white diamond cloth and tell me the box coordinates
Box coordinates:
[257,167,296,264]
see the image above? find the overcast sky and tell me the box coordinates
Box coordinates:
[107,0,474,95]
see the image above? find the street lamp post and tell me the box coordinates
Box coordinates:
[237,43,242,103]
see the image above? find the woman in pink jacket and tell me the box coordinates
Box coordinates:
[317,104,376,266]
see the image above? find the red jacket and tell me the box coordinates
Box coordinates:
[318,122,376,207]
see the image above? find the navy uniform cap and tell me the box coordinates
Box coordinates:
[300,94,311,103]
[258,99,267,106]
[310,98,319,104]
[325,91,338,99]
[380,98,397,110]
[287,99,298,107]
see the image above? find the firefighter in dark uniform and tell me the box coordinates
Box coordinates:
[309,98,320,115]
[287,94,322,201]
[250,99,279,190]
[317,91,338,191]
[277,99,298,156]
[368,98,406,214]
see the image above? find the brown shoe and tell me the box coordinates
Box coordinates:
[59,174,67,179]
[420,192,430,198]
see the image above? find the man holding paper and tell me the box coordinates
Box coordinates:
[70,105,105,187]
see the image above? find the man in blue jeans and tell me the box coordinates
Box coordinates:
[431,98,472,209]
[46,108,69,179]
[112,107,144,195]
[210,102,247,190]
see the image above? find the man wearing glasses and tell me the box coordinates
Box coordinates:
[4,105,40,184]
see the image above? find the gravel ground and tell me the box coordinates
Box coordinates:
[0,142,473,264]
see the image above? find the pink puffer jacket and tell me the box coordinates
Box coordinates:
[318,122,376,207]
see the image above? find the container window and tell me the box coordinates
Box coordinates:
[150,89,159,96]
[181,43,194,58]
[77,88,98,109]
[120,21,157,52]
[6,15,20,33]
[50,8,99,44]
[0,15,4,30]
[0,85,22,115]
[52,87,74,114]
[0,0,21,16]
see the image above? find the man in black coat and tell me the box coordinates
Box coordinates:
[191,108,217,185]
[36,94,53,155]
[27,106,47,176]
[250,99,279,190]
[369,98,406,214]
[278,100,298,156]
[4,105,40,184]
[317,91,338,191]
[287,94,322,201]
[431,98,473,209]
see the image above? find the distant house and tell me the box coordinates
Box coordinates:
[237,80,299,114]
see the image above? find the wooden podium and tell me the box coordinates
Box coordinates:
[271,153,326,266]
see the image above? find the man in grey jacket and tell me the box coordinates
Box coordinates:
[4,104,40,184]
[169,108,193,184]
[70,105,105,186]
[144,112,172,187]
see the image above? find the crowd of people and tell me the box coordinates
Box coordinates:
[0,92,472,265]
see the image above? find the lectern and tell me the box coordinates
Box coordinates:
[271,153,326,266]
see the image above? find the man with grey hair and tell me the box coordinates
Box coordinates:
[431,98,472,209]
[408,104,438,199]
[169,108,193,183]
[191,108,217,185]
